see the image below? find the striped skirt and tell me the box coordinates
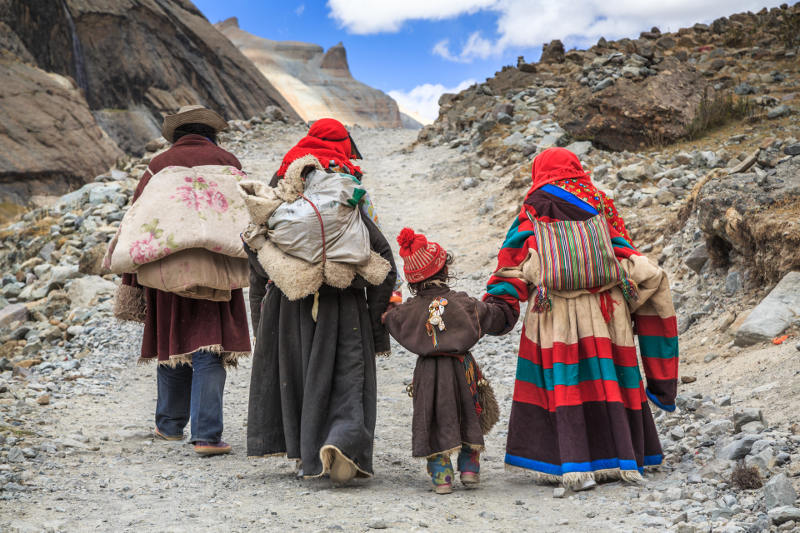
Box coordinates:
[505,285,663,488]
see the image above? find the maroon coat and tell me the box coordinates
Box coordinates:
[122,134,251,365]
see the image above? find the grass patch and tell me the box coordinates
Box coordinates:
[0,424,35,437]
[730,460,762,490]
[0,201,27,226]
[685,89,754,141]
[0,215,56,241]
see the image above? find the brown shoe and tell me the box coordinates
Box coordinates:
[194,441,232,456]
[154,427,183,441]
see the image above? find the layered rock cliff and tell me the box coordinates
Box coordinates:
[217,17,402,129]
[0,0,299,208]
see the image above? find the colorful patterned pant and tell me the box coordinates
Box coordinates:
[427,445,480,486]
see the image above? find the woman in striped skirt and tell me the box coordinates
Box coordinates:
[483,147,679,489]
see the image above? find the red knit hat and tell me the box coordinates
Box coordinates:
[397,228,447,283]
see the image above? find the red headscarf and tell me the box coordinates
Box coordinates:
[276,118,362,178]
[527,147,591,198]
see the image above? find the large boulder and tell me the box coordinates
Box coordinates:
[0,55,123,204]
[554,57,710,151]
[67,276,116,309]
[735,272,800,346]
[217,18,401,128]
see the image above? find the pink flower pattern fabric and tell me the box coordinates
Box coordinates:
[108,165,249,274]
[172,176,229,213]
[130,234,162,265]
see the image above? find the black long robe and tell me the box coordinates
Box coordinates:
[245,213,397,477]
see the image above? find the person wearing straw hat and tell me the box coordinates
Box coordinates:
[119,104,251,456]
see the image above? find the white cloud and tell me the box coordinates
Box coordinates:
[388,79,476,124]
[432,32,498,62]
[432,39,459,62]
[328,0,784,62]
[326,0,498,33]
[295,4,305,16]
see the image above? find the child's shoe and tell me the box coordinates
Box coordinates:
[426,454,454,494]
[457,445,480,488]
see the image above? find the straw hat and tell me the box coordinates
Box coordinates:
[161,105,229,143]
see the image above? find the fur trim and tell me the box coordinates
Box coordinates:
[137,345,250,369]
[323,261,357,289]
[505,464,562,484]
[421,442,484,460]
[238,181,283,225]
[242,225,267,249]
[562,471,599,490]
[256,235,391,300]
[307,444,372,480]
[504,464,645,487]
[477,380,500,435]
[113,284,147,323]
[282,155,323,199]
[356,251,392,286]
[258,240,324,300]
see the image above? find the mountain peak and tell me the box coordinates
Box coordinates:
[218,17,239,30]
[321,42,349,73]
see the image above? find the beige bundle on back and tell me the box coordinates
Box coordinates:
[105,164,250,301]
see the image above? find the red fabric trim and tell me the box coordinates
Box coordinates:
[518,330,640,368]
[640,356,678,382]
[634,315,678,337]
[512,379,646,411]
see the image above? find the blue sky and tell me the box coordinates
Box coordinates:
[194,1,783,122]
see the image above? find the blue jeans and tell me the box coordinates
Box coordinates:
[155,350,226,443]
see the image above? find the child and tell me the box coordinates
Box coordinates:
[383,228,512,494]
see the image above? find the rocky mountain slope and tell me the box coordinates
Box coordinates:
[417,3,800,336]
[0,0,298,208]
[216,17,404,129]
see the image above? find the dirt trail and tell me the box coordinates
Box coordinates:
[3,129,666,533]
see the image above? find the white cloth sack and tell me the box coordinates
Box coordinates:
[267,169,370,265]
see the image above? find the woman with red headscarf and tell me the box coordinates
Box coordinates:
[271,118,363,184]
[484,147,679,490]
[245,118,397,485]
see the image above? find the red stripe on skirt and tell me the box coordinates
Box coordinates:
[641,355,679,381]
[635,314,678,337]
[513,379,646,411]
[518,328,640,368]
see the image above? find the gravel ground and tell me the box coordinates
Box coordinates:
[2,127,797,533]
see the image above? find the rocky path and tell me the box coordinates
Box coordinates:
[2,126,798,532]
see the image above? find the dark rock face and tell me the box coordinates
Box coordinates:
[555,58,710,151]
[695,156,800,285]
[1,0,298,154]
[0,54,122,204]
[540,40,565,64]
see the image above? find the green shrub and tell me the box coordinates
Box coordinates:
[685,88,754,140]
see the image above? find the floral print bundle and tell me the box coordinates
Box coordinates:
[107,165,249,274]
